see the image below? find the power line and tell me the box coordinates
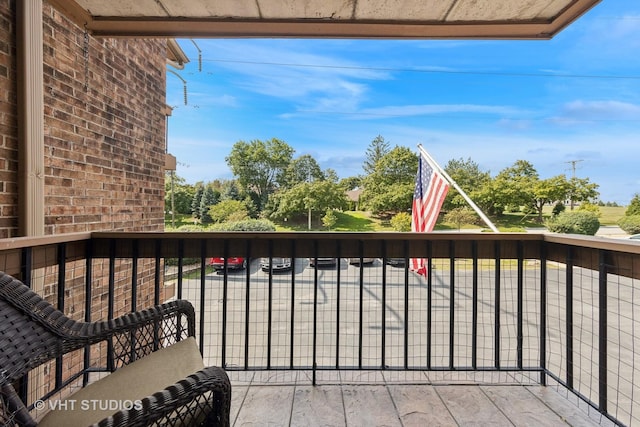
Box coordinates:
[202,58,640,81]
[565,159,584,178]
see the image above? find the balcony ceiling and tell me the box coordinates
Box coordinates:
[49,0,600,39]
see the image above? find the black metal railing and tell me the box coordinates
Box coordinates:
[1,231,639,426]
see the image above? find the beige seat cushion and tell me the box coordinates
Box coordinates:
[39,337,205,427]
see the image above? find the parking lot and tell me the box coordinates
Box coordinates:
[177,257,544,371]
[168,256,639,424]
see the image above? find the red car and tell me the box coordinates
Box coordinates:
[209,257,247,271]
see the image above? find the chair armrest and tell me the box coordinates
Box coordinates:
[92,366,231,427]
[53,300,196,369]
[98,300,196,368]
[88,300,196,339]
[44,300,195,347]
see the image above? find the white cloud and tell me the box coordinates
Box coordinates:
[496,119,533,130]
[566,13,640,65]
[604,14,640,46]
[355,104,524,119]
[192,40,390,110]
[550,100,640,124]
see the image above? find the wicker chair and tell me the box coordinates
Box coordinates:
[0,271,231,426]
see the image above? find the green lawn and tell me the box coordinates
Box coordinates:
[592,206,626,225]
[167,206,626,232]
[274,211,394,231]
[164,213,196,230]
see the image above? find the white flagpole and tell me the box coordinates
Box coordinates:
[417,144,499,233]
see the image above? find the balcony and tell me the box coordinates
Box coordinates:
[1,231,639,425]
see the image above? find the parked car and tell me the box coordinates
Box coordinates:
[385,258,406,267]
[308,257,337,267]
[209,257,247,271]
[260,257,293,272]
[348,257,375,265]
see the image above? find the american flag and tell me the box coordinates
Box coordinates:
[411,154,450,276]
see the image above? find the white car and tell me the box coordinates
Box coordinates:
[260,257,292,272]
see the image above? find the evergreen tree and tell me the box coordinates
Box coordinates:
[221,180,241,201]
[199,186,220,224]
[191,185,204,219]
[363,135,391,175]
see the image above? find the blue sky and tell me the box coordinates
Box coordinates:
[167,1,640,205]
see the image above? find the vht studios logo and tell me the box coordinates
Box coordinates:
[34,399,143,411]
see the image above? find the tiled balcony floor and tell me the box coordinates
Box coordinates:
[228,371,614,426]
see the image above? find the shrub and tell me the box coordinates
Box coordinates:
[211,219,276,231]
[322,210,338,230]
[577,202,600,216]
[618,215,640,235]
[165,257,199,266]
[390,212,411,231]
[546,211,600,235]
[626,194,640,216]
[551,202,565,216]
[208,199,249,224]
[174,224,208,232]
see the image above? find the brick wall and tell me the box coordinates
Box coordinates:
[0,2,174,315]
[1,2,175,410]
[0,1,170,302]
[0,0,18,238]
[38,3,171,311]
[1,1,167,237]
[42,5,167,234]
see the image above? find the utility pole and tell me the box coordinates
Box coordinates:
[565,159,583,210]
[565,159,583,178]
[307,170,312,230]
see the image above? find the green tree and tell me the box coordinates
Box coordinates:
[566,177,600,210]
[443,158,491,212]
[490,160,539,217]
[530,175,570,223]
[199,186,220,224]
[164,172,195,215]
[208,199,249,223]
[324,168,339,183]
[283,154,324,188]
[361,146,418,216]
[339,176,363,191]
[322,209,338,230]
[269,180,348,224]
[191,184,204,219]
[363,182,414,216]
[444,208,477,231]
[363,135,391,175]
[225,138,294,209]
[221,180,241,200]
[626,194,640,216]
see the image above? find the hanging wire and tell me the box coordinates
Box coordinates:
[190,39,202,72]
[83,23,89,92]
[167,69,188,105]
